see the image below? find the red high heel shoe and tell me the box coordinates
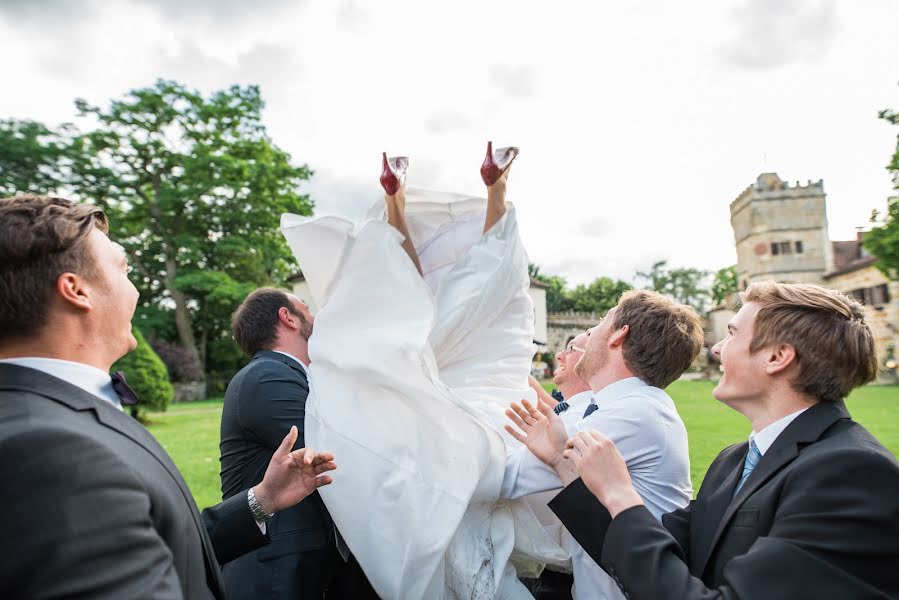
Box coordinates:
[380,152,409,196]
[480,141,519,186]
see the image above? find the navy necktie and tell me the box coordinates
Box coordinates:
[554,400,570,415]
[110,371,139,406]
[733,439,761,497]
[583,403,598,418]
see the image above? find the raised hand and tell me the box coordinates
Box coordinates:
[564,430,643,518]
[528,375,558,408]
[253,425,337,515]
[504,398,568,468]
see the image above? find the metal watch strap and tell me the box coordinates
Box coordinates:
[247,487,273,523]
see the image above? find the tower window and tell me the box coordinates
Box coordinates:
[771,243,779,255]
[795,241,804,253]
[779,242,793,254]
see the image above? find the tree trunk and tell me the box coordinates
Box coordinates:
[165,255,205,382]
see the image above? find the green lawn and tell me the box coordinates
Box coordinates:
[147,382,899,508]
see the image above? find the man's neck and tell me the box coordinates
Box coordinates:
[0,339,112,372]
[732,386,819,432]
[270,344,309,366]
[560,384,591,399]
[587,364,636,394]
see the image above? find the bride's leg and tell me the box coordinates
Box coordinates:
[386,187,424,276]
[483,172,510,234]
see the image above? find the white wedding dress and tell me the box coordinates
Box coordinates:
[281,189,569,600]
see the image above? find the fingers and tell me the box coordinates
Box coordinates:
[315,475,334,488]
[313,460,337,475]
[504,424,528,444]
[275,425,299,459]
[520,399,543,424]
[505,403,530,432]
[536,398,556,419]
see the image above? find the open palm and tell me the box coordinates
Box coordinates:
[505,399,568,468]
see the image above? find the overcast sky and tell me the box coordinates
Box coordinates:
[2,0,897,284]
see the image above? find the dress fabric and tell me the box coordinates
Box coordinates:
[281,189,568,599]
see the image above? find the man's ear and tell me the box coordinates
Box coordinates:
[278,306,299,330]
[56,272,92,312]
[609,324,629,349]
[764,343,797,376]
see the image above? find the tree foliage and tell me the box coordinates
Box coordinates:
[711,265,739,306]
[0,80,314,386]
[112,327,173,422]
[0,119,70,197]
[531,268,631,314]
[637,260,711,315]
[864,104,899,280]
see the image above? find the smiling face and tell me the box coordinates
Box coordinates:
[711,301,769,408]
[554,330,590,396]
[573,308,617,383]
[84,228,140,361]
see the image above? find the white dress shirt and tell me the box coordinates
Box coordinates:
[502,377,693,600]
[0,357,122,409]
[271,350,310,378]
[750,407,810,455]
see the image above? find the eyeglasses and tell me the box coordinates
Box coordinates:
[564,342,586,354]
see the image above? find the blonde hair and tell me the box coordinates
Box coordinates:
[742,281,877,402]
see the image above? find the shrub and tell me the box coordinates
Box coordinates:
[112,327,174,421]
[148,337,203,382]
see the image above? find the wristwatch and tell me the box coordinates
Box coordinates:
[247,487,274,523]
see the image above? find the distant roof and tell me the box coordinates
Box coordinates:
[825,234,879,279]
[530,276,549,289]
[286,270,305,282]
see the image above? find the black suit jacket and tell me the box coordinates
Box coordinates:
[0,364,267,600]
[549,401,899,599]
[220,350,336,598]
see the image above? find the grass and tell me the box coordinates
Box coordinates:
[147,382,899,508]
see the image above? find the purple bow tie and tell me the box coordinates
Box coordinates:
[110,371,139,406]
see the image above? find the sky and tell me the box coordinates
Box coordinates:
[2,0,897,285]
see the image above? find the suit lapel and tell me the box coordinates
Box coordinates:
[0,364,225,597]
[692,446,746,577]
[696,401,850,579]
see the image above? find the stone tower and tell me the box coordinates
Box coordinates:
[730,173,832,288]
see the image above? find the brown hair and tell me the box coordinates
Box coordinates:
[742,281,877,402]
[231,287,309,357]
[613,290,705,388]
[0,195,108,342]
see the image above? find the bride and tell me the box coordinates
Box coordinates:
[281,143,567,599]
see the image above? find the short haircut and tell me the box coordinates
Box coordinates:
[231,287,306,357]
[742,281,877,402]
[613,290,704,388]
[0,195,108,343]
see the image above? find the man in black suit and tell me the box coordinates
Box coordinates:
[220,287,344,598]
[539,281,899,599]
[0,195,337,599]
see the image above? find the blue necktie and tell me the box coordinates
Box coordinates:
[554,400,569,415]
[583,403,598,418]
[733,439,761,497]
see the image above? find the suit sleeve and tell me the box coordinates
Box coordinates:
[201,491,268,565]
[0,428,183,600]
[237,362,308,451]
[556,451,899,600]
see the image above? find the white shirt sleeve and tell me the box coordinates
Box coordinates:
[500,444,564,499]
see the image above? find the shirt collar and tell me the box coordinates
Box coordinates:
[589,377,648,407]
[564,390,594,409]
[750,407,811,455]
[271,350,310,377]
[0,357,122,410]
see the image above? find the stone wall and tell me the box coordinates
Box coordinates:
[545,311,602,362]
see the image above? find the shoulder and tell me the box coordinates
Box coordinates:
[793,422,898,483]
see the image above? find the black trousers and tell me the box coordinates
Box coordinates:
[521,568,574,600]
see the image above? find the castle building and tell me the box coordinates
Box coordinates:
[709,173,899,382]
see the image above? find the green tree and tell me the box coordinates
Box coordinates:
[568,277,632,313]
[0,119,70,197]
[112,327,173,423]
[711,265,739,306]
[865,104,899,280]
[637,260,711,315]
[64,80,313,377]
